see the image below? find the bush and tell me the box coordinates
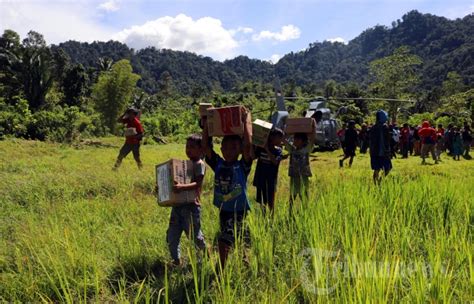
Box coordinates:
[28,106,104,142]
[0,97,33,139]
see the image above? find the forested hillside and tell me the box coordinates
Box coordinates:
[1,10,473,142]
[55,10,473,94]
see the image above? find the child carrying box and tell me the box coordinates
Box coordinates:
[161,134,207,266]
[285,118,316,210]
[201,107,253,269]
[252,128,284,214]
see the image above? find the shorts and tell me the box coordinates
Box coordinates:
[370,156,392,171]
[218,210,250,247]
[344,146,356,157]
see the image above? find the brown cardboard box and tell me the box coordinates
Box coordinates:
[199,103,213,117]
[285,118,315,134]
[156,159,195,207]
[252,119,273,147]
[207,106,244,137]
[124,127,137,137]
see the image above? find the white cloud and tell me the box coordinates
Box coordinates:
[229,26,254,36]
[268,54,281,64]
[0,1,113,44]
[252,24,301,42]
[98,0,120,12]
[237,26,254,34]
[326,37,347,44]
[113,14,239,60]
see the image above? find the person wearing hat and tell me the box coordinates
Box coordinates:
[339,120,358,168]
[113,107,144,170]
[369,110,392,184]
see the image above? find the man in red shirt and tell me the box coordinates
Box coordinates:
[113,108,144,170]
[418,121,438,165]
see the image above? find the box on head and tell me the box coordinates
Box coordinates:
[207,105,250,137]
[199,103,213,117]
[156,159,195,207]
[252,119,273,147]
[284,117,316,134]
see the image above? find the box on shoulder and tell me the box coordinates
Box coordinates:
[285,118,315,134]
[156,159,195,207]
[252,119,273,147]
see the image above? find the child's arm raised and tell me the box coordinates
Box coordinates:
[242,107,253,163]
[201,116,213,159]
[308,118,317,147]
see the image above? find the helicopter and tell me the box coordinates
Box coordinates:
[269,79,416,151]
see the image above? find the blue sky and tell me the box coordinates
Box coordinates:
[1,0,473,62]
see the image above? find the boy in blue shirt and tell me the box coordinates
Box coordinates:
[201,107,253,268]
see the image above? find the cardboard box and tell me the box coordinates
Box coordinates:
[156,159,195,207]
[199,103,213,117]
[124,127,137,137]
[285,118,315,134]
[252,119,273,147]
[207,106,244,137]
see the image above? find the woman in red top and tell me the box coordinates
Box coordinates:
[113,108,144,170]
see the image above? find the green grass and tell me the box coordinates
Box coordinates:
[0,138,473,303]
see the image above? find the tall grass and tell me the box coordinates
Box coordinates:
[0,138,472,302]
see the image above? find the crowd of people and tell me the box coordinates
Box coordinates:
[339,118,473,166]
[112,107,472,270]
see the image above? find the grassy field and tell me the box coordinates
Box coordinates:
[0,138,473,303]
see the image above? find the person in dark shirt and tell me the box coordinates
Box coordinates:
[339,120,359,168]
[201,107,253,269]
[462,123,472,158]
[400,123,410,158]
[369,110,392,184]
[113,107,144,170]
[252,128,284,214]
[359,123,369,154]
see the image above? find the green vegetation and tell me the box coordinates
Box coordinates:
[0,139,472,302]
[92,59,140,133]
[1,10,473,143]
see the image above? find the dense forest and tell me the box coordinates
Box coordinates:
[54,10,473,94]
[1,10,473,142]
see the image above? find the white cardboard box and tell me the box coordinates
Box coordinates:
[156,159,195,207]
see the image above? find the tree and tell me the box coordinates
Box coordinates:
[369,46,422,122]
[92,59,140,133]
[62,64,88,106]
[442,71,466,97]
[0,30,23,101]
[1,30,55,109]
[98,57,113,72]
[21,31,55,109]
[158,70,174,98]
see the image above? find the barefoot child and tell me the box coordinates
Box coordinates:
[286,127,316,209]
[166,134,207,266]
[201,108,253,269]
[252,128,284,213]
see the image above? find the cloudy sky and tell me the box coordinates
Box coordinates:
[1,0,473,62]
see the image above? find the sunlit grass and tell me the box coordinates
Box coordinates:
[0,138,472,302]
